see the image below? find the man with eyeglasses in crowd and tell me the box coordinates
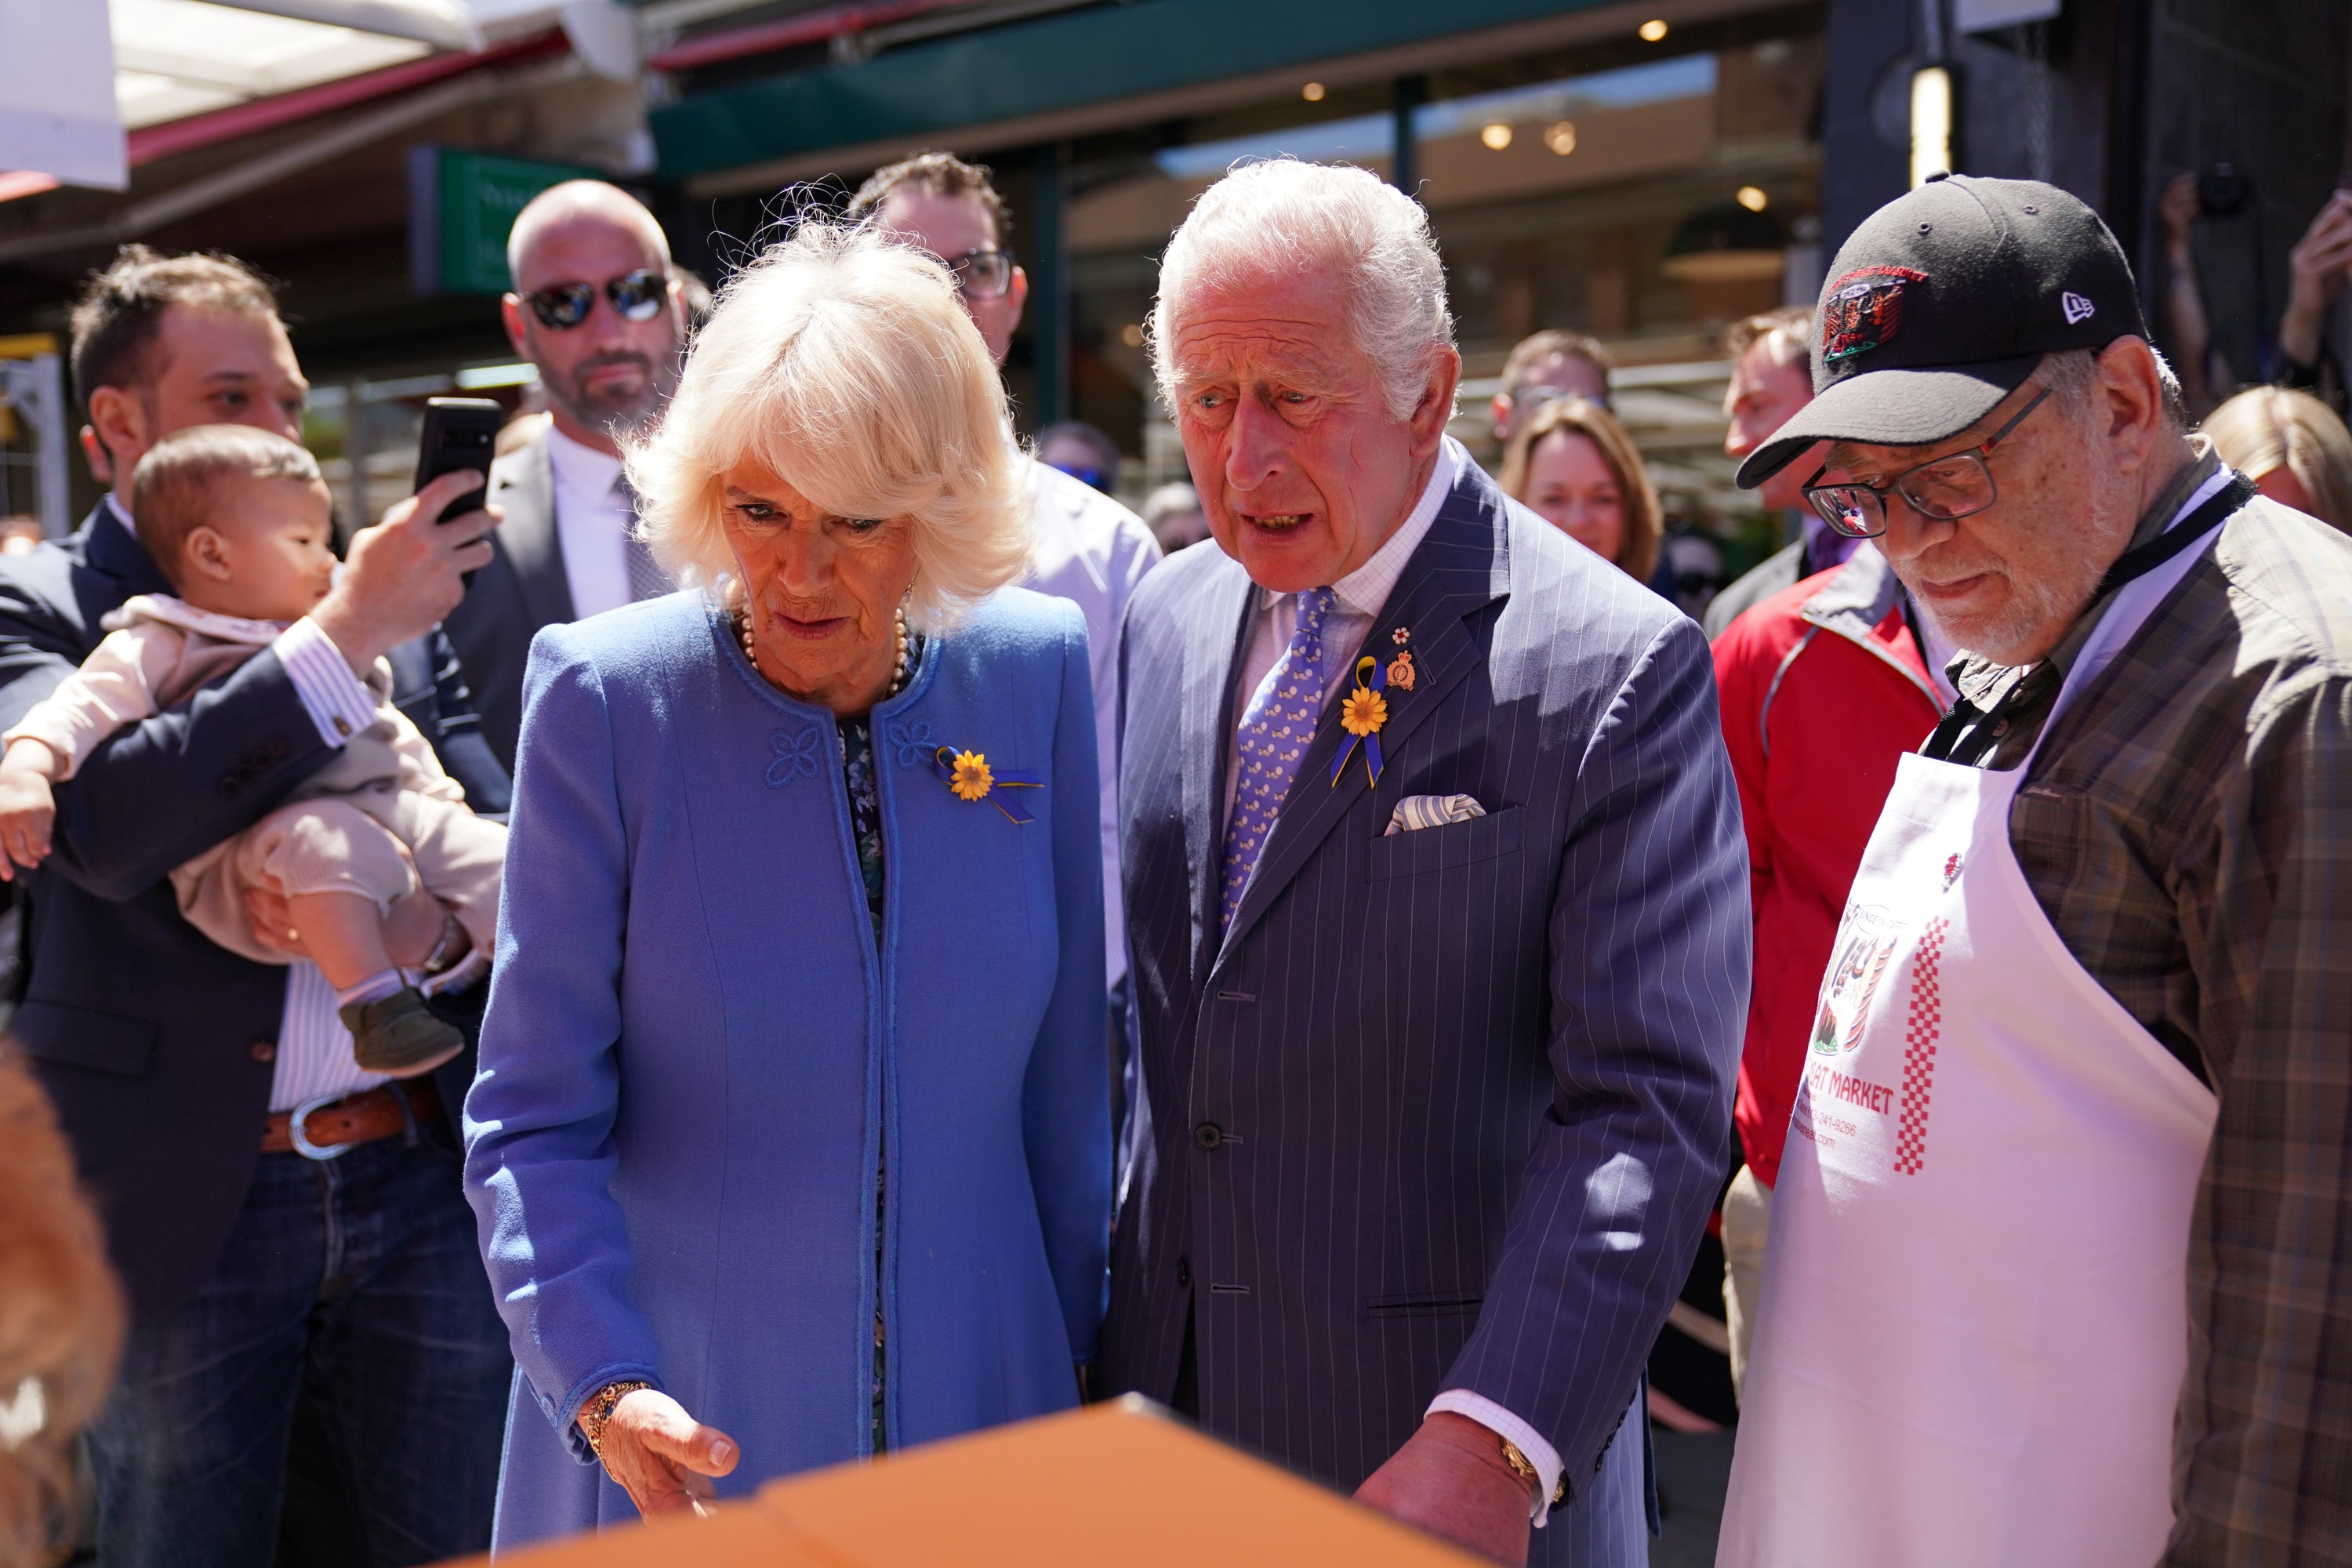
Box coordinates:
[442,180,688,771]
[1719,176,2352,1564]
[847,152,1160,1141]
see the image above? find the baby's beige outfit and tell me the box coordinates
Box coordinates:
[3,595,505,964]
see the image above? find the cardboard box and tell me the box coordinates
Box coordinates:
[470,1396,1480,1566]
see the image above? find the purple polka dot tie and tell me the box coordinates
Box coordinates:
[1221,586,1334,931]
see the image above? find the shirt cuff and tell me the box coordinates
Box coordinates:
[1426,1390,1561,1527]
[275,619,377,750]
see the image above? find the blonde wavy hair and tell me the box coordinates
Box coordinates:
[622,220,1030,629]
[2202,386,2352,535]
[0,1050,122,1568]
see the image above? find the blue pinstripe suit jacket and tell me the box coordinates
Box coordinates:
[1101,459,1749,1501]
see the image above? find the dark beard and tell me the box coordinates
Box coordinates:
[552,350,676,441]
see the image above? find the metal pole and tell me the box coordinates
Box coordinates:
[31,354,67,538]
[1029,140,1070,427]
[1392,75,1428,200]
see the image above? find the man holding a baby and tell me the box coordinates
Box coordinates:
[0,245,513,1564]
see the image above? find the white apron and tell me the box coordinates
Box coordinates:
[1717,485,2237,1568]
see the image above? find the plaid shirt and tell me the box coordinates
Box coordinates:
[1930,441,2352,1559]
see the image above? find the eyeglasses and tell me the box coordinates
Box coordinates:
[521,269,670,330]
[943,248,1016,300]
[1801,384,2052,539]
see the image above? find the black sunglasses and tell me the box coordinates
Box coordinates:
[521,269,670,330]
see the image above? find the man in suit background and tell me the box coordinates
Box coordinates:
[4,245,512,1562]
[442,180,687,770]
[844,151,1162,1128]
[1102,160,1748,1566]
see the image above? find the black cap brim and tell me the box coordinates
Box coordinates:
[1734,352,2045,489]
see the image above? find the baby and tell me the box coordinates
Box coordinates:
[0,425,506,1077]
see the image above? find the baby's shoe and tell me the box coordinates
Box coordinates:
[342,986,464,1076]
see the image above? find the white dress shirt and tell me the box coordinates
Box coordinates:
[545,425,635,622]
[103,499,451,1113]
[1019,456,1162,989]
[1214,439,1564,1523]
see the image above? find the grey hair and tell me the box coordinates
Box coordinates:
[1148,158,1455,422]
[2038,342,2188,431]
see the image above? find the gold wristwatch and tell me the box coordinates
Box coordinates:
[1497,1437,1568,1511]
[577,1380,652,1459]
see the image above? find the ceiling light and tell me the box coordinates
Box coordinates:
[1910,65,1953,190]
[1544,120,1577,156]
[1639,19,1669,42]
[1480,122,1513,151]
[1736,185,1769,212]
[1301,81,1325,102]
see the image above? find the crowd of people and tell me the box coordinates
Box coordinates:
[1,149,2350,1568]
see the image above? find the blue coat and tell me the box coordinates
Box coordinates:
[463,588,1108,1548]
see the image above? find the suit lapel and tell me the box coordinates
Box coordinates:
[1219,474,1511,960]
[81,499,172,600]
[1180,558,1257,989]
[492,435,575,629]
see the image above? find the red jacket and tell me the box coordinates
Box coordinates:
[1712,547,1946,1187]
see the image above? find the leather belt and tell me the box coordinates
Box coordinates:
[262,1077,444,1161]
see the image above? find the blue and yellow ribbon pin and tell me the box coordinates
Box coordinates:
[927,745,1044,823]
[1330,655,1391,787]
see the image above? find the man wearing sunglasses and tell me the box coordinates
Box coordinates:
[441,180,686,770]
[846,152,1161,1138]
[1718,176,2352,1566]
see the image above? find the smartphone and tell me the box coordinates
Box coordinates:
[412,397,503,526]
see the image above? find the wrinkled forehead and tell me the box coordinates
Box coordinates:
[1164,272,1363,387]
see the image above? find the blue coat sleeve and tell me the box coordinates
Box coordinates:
[1022,612,1112,1363]
[1439,613,1750,1483]
[462,625,663,1461]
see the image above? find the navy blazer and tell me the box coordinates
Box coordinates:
[1102,459,1749,1501]
[0,505,507,1317]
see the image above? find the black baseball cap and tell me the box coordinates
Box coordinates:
[1735,173,2147,488]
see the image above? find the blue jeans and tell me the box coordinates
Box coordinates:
[86,1122,510,1567]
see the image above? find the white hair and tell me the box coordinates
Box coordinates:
[1148,158,1455,422]
[622,221,1029,629]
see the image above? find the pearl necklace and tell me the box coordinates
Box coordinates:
[736,602,913,702]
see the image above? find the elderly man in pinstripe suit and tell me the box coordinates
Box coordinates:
[1100,159,1748,1565]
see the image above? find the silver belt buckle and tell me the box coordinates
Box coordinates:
[288,1091,355,1161]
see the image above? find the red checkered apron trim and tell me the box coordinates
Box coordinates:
[1893,916,1949,1176]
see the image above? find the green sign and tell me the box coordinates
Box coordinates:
[408,146,601,296]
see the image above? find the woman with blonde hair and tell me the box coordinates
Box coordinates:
[0,1051,120,1568]
[463,221,1109,1548]
[2202,385,2352,532]
[1496,395,1664,583]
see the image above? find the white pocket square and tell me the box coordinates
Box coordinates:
[1385,794,1486,836]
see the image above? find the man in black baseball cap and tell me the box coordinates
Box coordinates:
[1718,175,2352,1565]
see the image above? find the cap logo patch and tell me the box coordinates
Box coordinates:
[2061,291,2096,325]
[1822,266,1929,365]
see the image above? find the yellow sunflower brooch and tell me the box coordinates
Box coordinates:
[949,750,994,800]
[1341,687,1388,738]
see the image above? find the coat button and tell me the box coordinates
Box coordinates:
[249,1040,276,1062]
[1192,1121,1224,1151]
[1174,1258,1191,1289]
[269,735,288,757]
